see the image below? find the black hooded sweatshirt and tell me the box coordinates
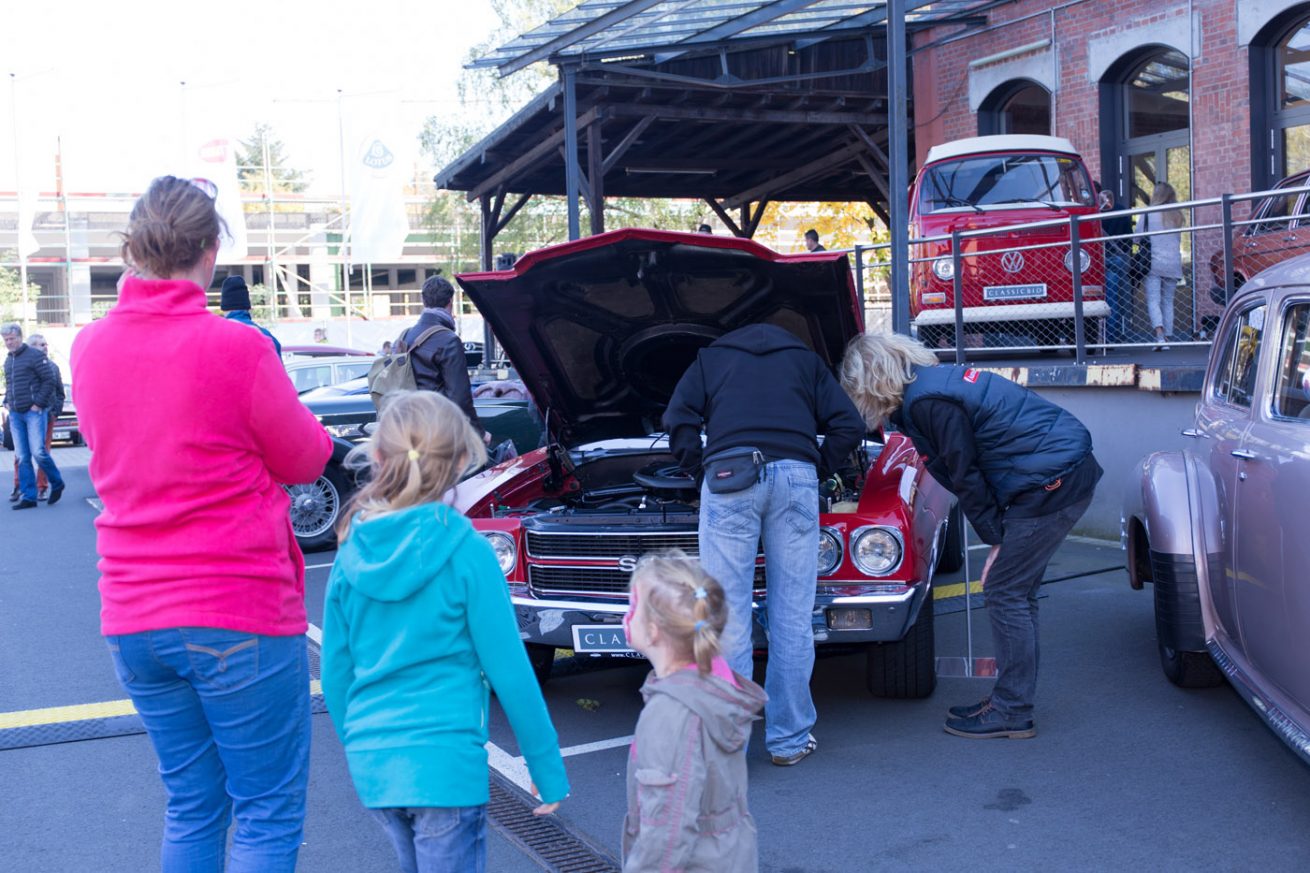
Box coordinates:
[664,324,864,476]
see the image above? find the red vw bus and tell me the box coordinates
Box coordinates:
[909,135,1107,348]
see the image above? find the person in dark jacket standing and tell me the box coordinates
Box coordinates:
[664,323,863,767]
[840,331,1102,739]
[12,334,63,501]
[220,276,282,355]
[3,322,65,509]
[1098,189,1133,345]
[403,275,484,439]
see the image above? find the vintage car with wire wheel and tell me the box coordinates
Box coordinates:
[287,377,543,552]
[909,134,1108,349]
[448,228,964,696]
[1122,253,1310,766]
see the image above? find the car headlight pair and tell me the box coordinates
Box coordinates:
[482,532,517,575]
[817,525,902,577]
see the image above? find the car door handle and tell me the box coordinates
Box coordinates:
[1181,428,1206,438]
[1285,235,1298,242]
[1230,449,1257,460]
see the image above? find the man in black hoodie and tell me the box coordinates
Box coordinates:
[401,275,484,440]
[665,323,863,767]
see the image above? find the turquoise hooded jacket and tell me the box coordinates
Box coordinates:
[321,502,569,808]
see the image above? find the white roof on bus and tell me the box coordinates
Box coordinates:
[924,135,1080,166]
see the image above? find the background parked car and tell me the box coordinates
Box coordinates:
[284,356,376,395]
[1123,253,1310,766]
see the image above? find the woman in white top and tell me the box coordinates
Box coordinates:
[1139,182,1184,350]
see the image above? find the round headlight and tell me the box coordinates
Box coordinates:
[483,532,517,575]
[931,256,955,281]
[851,527,903,577]
[817,528,842,577]
[1063,248,1091,274]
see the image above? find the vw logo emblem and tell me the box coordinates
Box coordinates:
[617,555,639,573]
[1001,250,1025,273]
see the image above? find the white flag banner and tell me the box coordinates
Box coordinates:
[186,135,248,262]
[345,102,410,265]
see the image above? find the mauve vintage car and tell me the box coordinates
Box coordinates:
[1122,254,1310,765]
[447,228,963,695]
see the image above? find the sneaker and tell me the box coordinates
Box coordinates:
[947,697,992,719]
[37,487,49,502]
[46,484,65,506]
[12,499,37,510]
[770,735,818,766]
[8,488,18,503]
[943,701,1036,739]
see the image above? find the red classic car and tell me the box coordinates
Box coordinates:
[449,229,962,697]
[909,135,1108,347]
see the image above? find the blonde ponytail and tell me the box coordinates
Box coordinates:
[629,550,729,677]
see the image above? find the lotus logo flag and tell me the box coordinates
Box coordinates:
[187,136,248,262]
[346,127,410,265]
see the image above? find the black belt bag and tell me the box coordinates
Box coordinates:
[703,446,765,494]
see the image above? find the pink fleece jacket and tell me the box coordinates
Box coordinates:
[72,276,333,636]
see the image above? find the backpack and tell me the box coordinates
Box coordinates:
[367,325,449,410]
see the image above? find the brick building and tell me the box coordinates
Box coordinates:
[913,0,1310,206]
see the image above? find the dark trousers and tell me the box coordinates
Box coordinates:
[984,497,1093,718]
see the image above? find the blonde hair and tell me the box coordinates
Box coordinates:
[120,176,228,279]
[839,331,938,428]
[629,551,728,677]
[335,390,487,539]
[1149,182,1184,229]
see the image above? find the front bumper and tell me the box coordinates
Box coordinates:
[913,299,1110,327]
[511,581,932,651]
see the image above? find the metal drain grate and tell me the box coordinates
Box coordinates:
[488,774,621,873]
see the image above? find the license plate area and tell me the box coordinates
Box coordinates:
[571,624,633,653]
[982,283,1047,301]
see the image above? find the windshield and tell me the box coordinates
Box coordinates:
[918,154,1094,214]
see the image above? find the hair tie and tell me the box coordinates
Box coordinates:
[407,449,420,461]
[694,620,706,633]
[693,587,707,600]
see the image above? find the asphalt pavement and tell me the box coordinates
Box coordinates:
[3,446,1310,871]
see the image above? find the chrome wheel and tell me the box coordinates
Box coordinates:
[285,475,341,540]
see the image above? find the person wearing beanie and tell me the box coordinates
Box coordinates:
[221,275,282,355]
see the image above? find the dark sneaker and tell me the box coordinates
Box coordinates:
[943,702,1036,739]
[12,499,37,510]
[947,697,992,719]
[770,735,818,766]
[46,484,65,506]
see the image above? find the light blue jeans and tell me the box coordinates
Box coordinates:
[106,629,311,873]
[10,407,63,501]
[698,458,819,757]
[371,805,488,873]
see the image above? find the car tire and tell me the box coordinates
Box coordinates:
[936,503,965,574]
[865,592,936,698]
[286,462,353,553]
[526,643,555,685]
[1157,642,1224,689]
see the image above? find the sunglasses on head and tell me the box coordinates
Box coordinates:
[183,177,218,199]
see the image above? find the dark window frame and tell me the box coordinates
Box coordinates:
[977,79,1051,137]
[1251,6,1310,189]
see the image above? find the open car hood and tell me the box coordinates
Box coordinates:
[457,228,863,446]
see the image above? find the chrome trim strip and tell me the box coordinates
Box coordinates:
[1208,641,1310,765]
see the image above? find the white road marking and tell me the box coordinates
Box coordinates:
[486,741,534,792]
[304,561,336,571]
[306,622,323,646]
[559,735,634,757]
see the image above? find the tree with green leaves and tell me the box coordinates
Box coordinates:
[0,255,40,324]
[236,123,310,196]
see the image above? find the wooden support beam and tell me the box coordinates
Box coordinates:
[467,106,600,202]
[854,152,892,203]
[494,192,533,236]
[558,144,595,211]
[848,124,891,168]
[723,139,868,208]
[745,200,770,238]
[866,197,891,228]
[608,102,886,127]
[601,116,654,176]
[704,198,745,237]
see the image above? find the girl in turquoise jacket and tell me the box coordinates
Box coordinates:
[321,391,569,873]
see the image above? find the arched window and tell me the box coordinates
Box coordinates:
[1099,47,1191,207]
[978,80,1051,136]
[1252,7,1310,188]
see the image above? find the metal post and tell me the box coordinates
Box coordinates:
[951,230,965,365]
[480,196,496,371]
[1070,215,1087,364]
[1221,194,1235,305]
[10,74,29,330]
[888,0,910,335]
[853,244,866,317]
[262,134,278,322]
[337,89,352,346]
[563,66,581,241]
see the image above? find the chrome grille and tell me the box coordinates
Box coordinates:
[529,564,767,598]
[525,530,699,559]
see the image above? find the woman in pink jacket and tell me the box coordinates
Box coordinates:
[72,176,332,873]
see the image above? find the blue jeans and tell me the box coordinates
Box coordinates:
[699,459,819,756]
[1104,250,1129,343]
[371,805,488,873]
[11,407,63,501]
[106,629,311,873]
[983,497,1093,719]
